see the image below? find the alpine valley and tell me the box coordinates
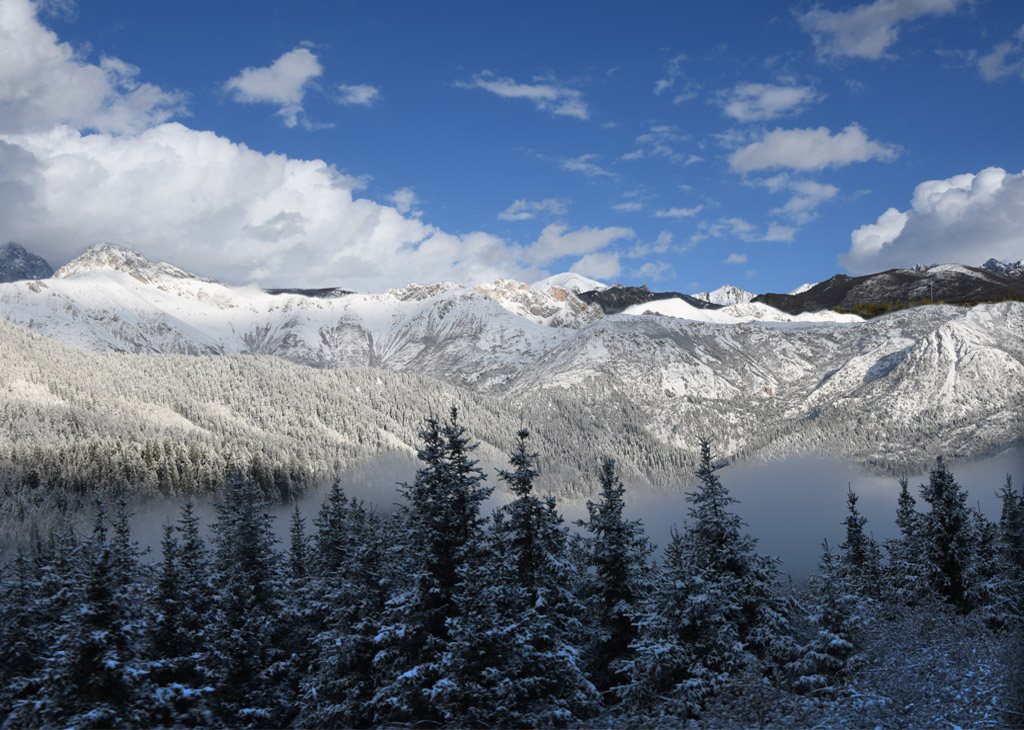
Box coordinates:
[0,243,1021,536]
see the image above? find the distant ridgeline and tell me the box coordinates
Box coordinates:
[754,264,1024,318]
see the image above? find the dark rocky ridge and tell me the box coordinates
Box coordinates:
[263,287,353,298]
[753,265,1024,315]
[0,242,53,282]
[578,285,721,314]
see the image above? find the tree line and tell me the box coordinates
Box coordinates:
[0,409,1021,728]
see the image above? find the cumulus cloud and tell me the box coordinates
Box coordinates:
[718,83,820,122]
[730,124,899,173]
[841,166,1024,272]
[388,187,421,216]
[224,47,323,128]
[570,252,620,280]
[724,252,748,264]
[0,0,184,134]
[0,0,637,291]
[798,0,964,61]
[654,205,703,219]
[978,25,1024,82]
[497,198,567,221]
[337,83,380,106]
[526,223,634,262]
[458,71,588,120]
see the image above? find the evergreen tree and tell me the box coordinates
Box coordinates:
[787,541,863,694]
[208,473,281,726]
[886,477,928,604]
[919,458,974,612]
[623,439,788,717]
[432,429,599,726]
[577,456,652,696]
[373,408,492,725]
[20,502,152,728]
[840,487,882,597]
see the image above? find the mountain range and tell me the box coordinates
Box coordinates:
[0,243,1021,486]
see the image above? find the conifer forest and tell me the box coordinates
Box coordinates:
[1,408,1021,729]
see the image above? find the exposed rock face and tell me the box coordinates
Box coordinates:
[578,285,720,314]
[0,243,53,282]
[754,265,1024,314]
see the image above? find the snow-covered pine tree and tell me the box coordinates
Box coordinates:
[372,408,492,725]
[208,472,281,726]
[839,487,882,597]
[577,456,653,697]
[623,438,789,718]
[919,458,975,612]
[431,429,599,726]
[18,502,152,728]
[885,477,929,604]
[299,487,395,728]
[786,540,864,694]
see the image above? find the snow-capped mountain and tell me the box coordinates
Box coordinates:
[981,257,1024,278]
[0,242,53,282]
[1,243,1022,470]
[531,272,608,293]
[691,284,757,306]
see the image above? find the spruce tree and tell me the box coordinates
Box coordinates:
[577,456,652,697]
[208,473,281,725]
[919,458,974,612]
[433,429,598,726]
[373,408,492,725]
[624,438,788,717]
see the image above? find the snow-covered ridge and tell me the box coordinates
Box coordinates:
[622,298,862,324]
[531,272,607,293]
[54,242,210,284]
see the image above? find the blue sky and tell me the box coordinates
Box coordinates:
[1,0,1022,293]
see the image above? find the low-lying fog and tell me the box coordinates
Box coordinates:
[126,446,1022,581]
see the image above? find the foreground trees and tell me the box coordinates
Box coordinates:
[0,415,1020,729]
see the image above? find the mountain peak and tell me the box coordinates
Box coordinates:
[0,242,54,283]
[691,284,756,306]
[981,257,1024,278]
[531,272,608,293]
[54,243,202,283]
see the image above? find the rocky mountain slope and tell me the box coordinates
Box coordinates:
[0,242,53,282]
[754,264,1024,314]
[1,244,1021,478]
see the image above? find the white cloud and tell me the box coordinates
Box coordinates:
[0,0,638,291]
[337,83,379,106]
[561,154,615,179]
[725,252,748,264]
[526,223,634,261]
[620,125,693,164]
[497,198,567,221]
[388,187,421,217]
[458,72,588,120]
[570,252,620,280]
[225,47,323,128]
[611,201,644,212]
[0,0,184,134]
[633,261,671,281]
[654,54,700,102]
[798,0,964,61]
[730,124,899,173]
[718,82,820,122]
[654,205,703,218]
[774,180,840,224]
[978,25,1024,82]
[627,230,674,258]
[841,166,1024,272]
[764,223,796,241]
